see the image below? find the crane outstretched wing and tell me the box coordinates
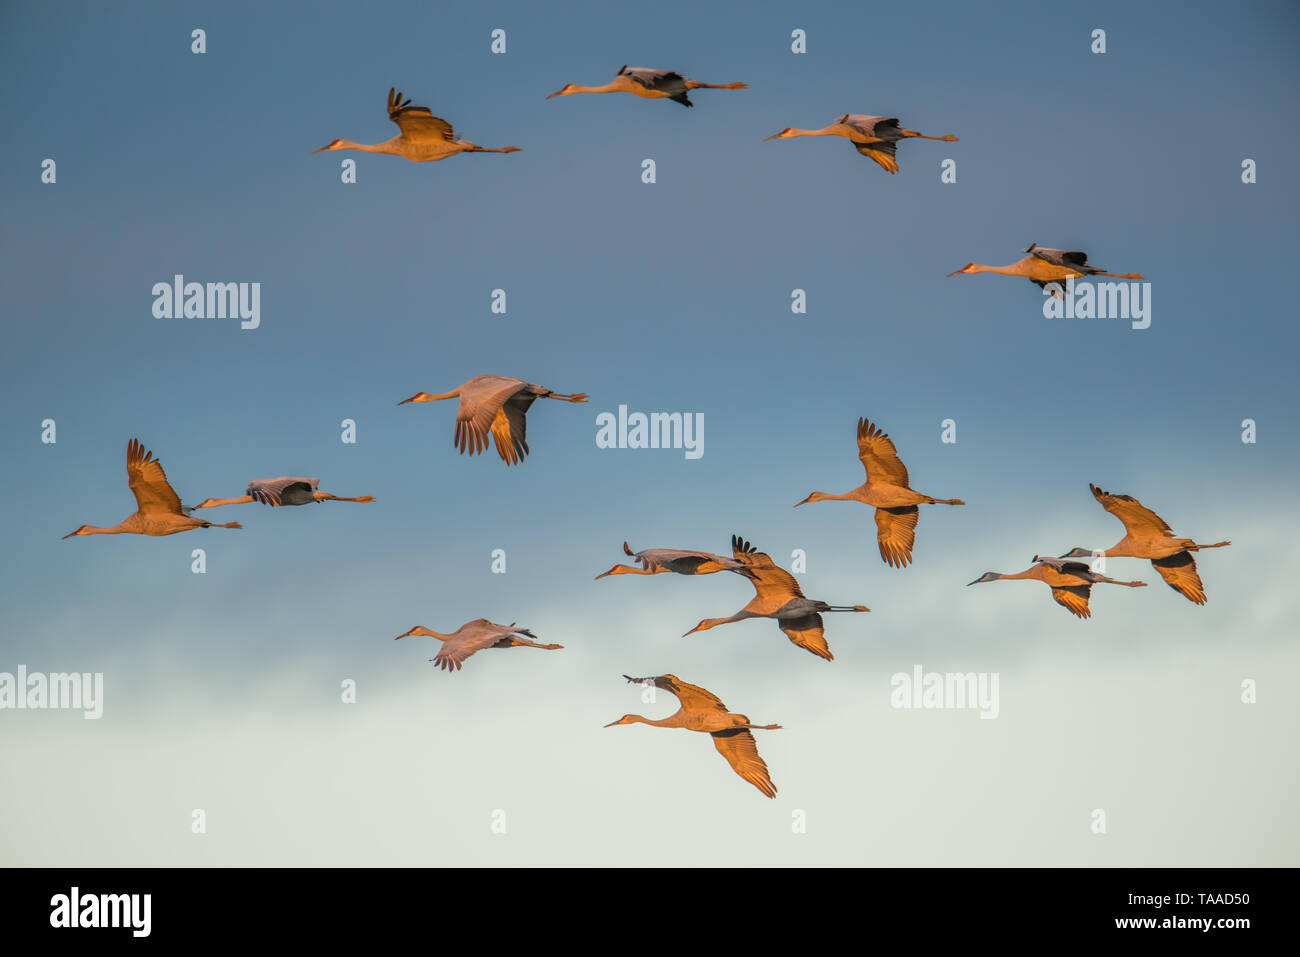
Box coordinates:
[1050,584,1093,619]
[617,65,691,105]
[1151,552,1207,605]
[1031,247,1090,269]
[1089,483,1174,538]
[777,613,833,661]
[635,549,746,574]
[453,377,530,459]
[711,729,777,798]
[730,535,807,599]
[837,115,897,140]
[490,402,530,465]
[857,418,910,486]
[247,477,319,506]
[387,88,456,140]
[431,639,495,671]
[854,145,900,173]
[127,438,184,516]
[623,674,729,714]
[836,116,901,171]
[875,506,919,568]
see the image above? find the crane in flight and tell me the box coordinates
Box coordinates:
[682,536,869,661]
[395,619,562,673]
[194,477,374,509]
[63,439,242,539]
[1060,484,1230,605]
[313,88,521,162]
[547,66,747,107]
[796,418,964,568]
[967,555,1147,619]
[947,244,1145,297]
[399,375,588,465]
[595,542,753,579]
[765,114,957,173]
[605,674,781,798]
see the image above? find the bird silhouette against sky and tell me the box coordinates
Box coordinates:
[605,674,781,797]
[547,66,747,107]
[63,439,242,539]
[1060,484,1230,604]
[797,418,964,567]
[314,88,521,162]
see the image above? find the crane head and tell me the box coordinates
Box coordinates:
[312,139,344,154]
[794,491,826,507]
[61,525,90,539]
[603,714,638,728]
[946,263,978,276]
[546,84,578,99]
[1059,547,1096,559]
[967,572,1002,586]
[764,127,796,140]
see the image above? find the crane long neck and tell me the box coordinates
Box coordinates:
[576,82,625,94]
[628,714,677,728]
[337,139,397,154]
[987,566,1040,582]
[201,495,253,508]
[700,615,742,631]
[997,570,1037,581]
[402,628,449,641]
[600,565,649,577]
[973,262,1026,276]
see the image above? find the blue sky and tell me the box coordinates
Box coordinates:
[1,0,1297,865]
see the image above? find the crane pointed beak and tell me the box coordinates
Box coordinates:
[399,392,438,405]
